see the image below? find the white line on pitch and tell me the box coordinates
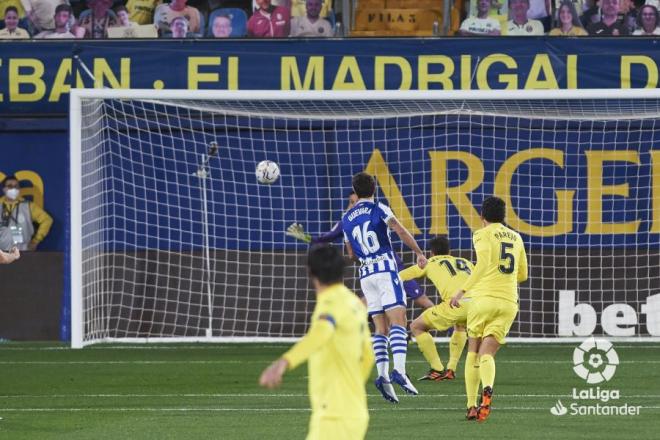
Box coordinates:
[1,393,658,399]
[1,344,659,351]
[1,406,659,413]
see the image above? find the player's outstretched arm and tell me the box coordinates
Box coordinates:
[399,264,425,282]
[259,317,335,389]
[387,218,427,268]
[282,316,335,368]
[286,223,312,243]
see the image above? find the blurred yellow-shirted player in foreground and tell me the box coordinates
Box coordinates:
[259,244,374,439]
[450,196,528,422]
[399,236,474,382]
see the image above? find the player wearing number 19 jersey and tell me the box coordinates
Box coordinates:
[342,172,427,404]
[450,196,528,422]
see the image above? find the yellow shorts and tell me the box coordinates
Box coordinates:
[307,415,368,440]
[467,296,518,345]
[421,299,470,331]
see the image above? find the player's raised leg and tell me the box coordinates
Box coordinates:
[410,314,445,380]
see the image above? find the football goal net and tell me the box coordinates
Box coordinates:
[70,89,660,347]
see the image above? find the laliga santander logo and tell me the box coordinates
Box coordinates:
[572,337,619,384]
[550,338,640,417]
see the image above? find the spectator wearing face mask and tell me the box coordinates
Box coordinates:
[0,175,53,251]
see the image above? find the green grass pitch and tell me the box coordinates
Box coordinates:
[0,342,658,439]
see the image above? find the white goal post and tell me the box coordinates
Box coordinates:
[70,89,660,348]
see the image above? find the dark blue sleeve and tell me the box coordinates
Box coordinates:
[311,221,343,244]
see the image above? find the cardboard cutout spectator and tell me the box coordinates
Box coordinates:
[506,0,544,34]
[115,4,136,27]
[247,0,290,37]
[290,0,332,36]
[34,2,76,37]
[126,0,161,25]
[169,14,188,36]
[0,5,29,37]
[587,0,629,34]
[153,0,200,34]
[633,3,660,33]
[459,0,502,35]
[211,14,231,37]
[21,0,66,33]
[549,0,588,34]
[79,0,119,38]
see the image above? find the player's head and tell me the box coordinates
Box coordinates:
[2,175,20,200]
[307,244,344,289]
[351,172,376,199]
[481,196,506,224]
[428,235,450,256]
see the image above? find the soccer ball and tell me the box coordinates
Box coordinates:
[255,160,280,184]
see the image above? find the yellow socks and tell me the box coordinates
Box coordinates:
[416,332,444,372]
[447,330,467,371]
[480,354,496,389]
[465,352,480,408]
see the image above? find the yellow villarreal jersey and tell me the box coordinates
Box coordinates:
[306,284,370,418]
[126,0,162,25]
[462,223,528,303]
[399,255,474,303]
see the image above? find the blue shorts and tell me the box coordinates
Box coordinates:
[403,279,424,300]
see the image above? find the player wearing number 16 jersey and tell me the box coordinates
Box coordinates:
[450,196,528,422]
[285,191,433,309]
[342,172,428,404]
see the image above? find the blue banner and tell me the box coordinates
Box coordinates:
[1,39,660,115]
[93,100,659,254]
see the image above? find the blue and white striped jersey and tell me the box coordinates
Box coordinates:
[342,200,398,279]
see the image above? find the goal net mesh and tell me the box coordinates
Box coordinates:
[75,95,660,345]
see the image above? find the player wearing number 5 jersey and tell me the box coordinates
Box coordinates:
[342,172,427,404]
[450,196,528,422]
